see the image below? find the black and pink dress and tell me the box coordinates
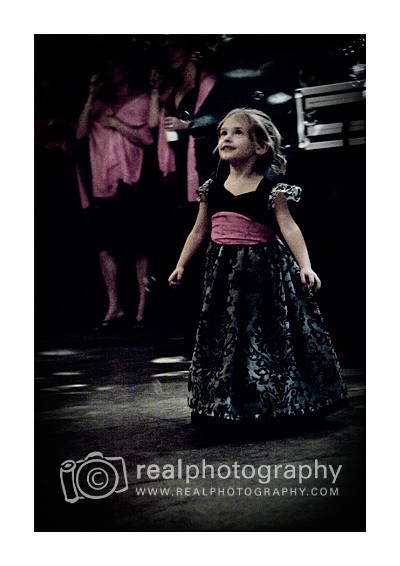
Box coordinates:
[188,176,347,421]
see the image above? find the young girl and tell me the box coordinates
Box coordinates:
[168,108,347,422]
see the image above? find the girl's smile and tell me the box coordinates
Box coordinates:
[218,116,263,165]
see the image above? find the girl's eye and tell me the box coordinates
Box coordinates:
[235,129,243,135]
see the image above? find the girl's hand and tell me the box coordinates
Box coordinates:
[149,68,163,90]
[99,115,117,129]
[164,116,190,131]
[88,73,103,96]
[300,267,321,292]
[168,267,184,288]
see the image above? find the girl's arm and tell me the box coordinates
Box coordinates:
[76,74,103,140]
[168,202,210,287]
[274,192,321,291]
[148,93,191,132]
[76,92,96,140]
[148,89,161,129]
[148,69,164,129]
[99,115,153,147]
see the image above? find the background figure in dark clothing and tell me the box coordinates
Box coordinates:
[148,36,218,351]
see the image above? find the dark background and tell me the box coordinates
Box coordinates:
[35,34,366,364]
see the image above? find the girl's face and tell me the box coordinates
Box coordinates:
[166,39,192,71]
[218,115,259,165]
[104,57,129,85]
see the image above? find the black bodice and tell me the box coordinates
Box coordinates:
[207,177,276,226]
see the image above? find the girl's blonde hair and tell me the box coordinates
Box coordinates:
[217,108,287,176]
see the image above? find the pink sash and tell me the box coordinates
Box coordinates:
[211,212,277,245]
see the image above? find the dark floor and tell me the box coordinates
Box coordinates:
[35,324,365,532]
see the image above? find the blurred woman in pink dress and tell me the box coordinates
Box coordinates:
[76,48,153,329]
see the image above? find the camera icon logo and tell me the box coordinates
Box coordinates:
[60,452,128,504]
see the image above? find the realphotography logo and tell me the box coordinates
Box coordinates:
[60,454,342,503]
[60,452,128,504]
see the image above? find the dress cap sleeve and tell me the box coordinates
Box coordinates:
[268,183,302,209]
[196,178,213,203]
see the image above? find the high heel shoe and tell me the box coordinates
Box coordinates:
[131,317,145,330]
[93,315,126,332]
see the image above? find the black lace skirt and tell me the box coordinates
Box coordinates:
[188,240,347,420]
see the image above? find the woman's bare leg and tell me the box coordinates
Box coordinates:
[98,250,124,321]
[135,255,149,323]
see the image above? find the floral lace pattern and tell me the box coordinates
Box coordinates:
[268,183,302,209]
[196,178,213,203]
[188,240,346,420]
